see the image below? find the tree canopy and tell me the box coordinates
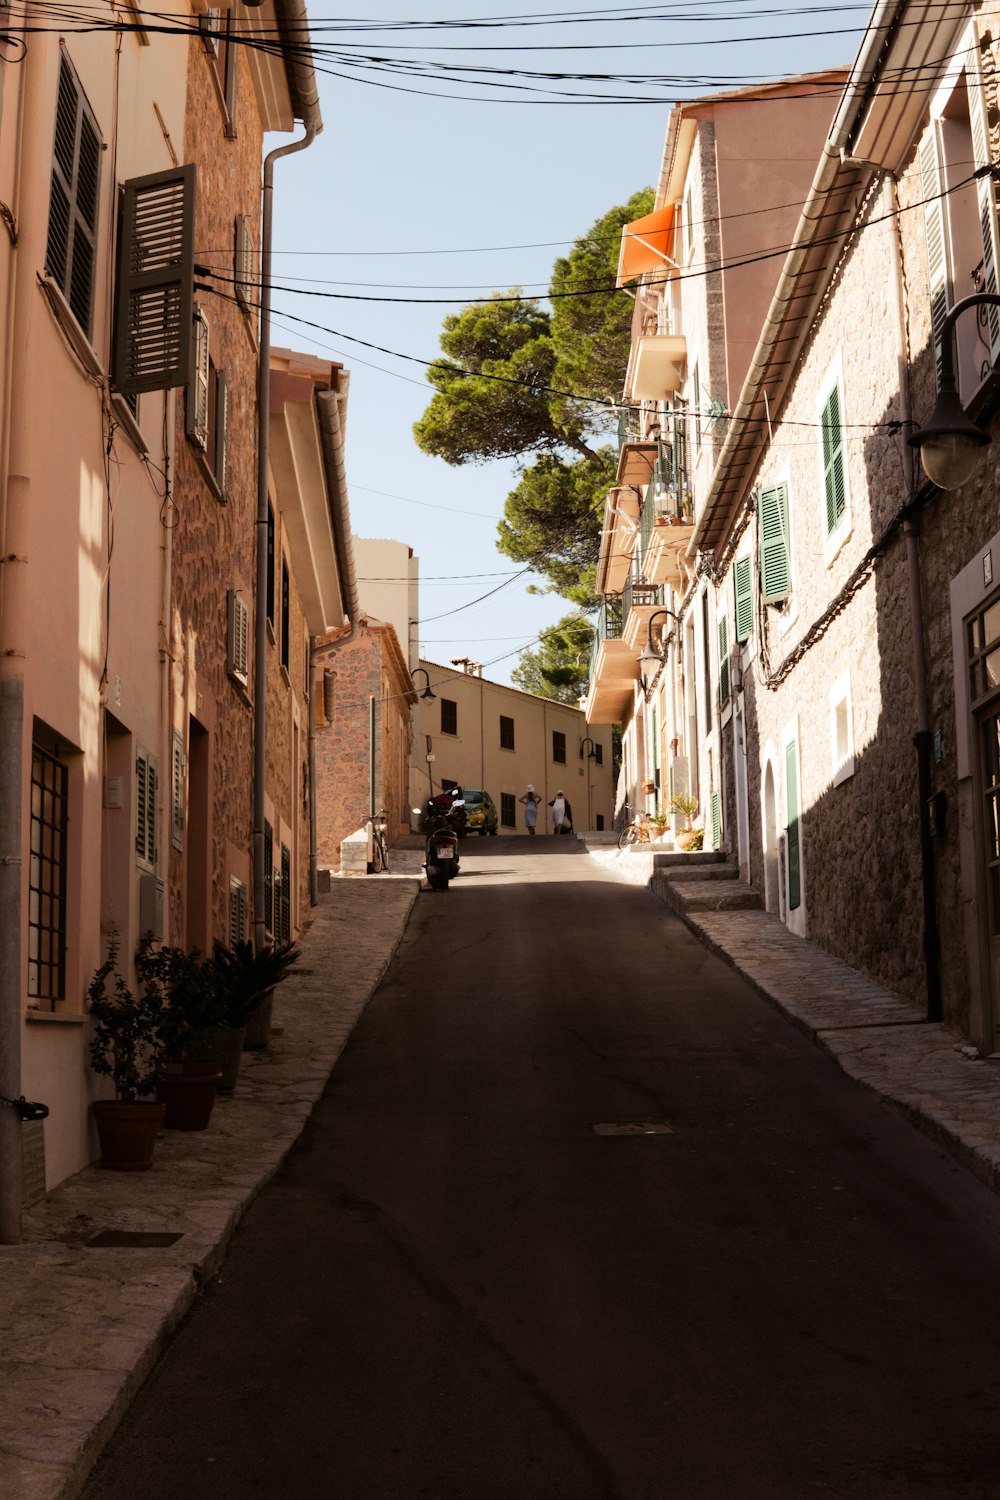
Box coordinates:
[414,186,654,695]
[510,614,595,705]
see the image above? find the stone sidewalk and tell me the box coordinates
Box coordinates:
[4,837,1000,1499]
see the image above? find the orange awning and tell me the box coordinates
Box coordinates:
[617,204,676,285]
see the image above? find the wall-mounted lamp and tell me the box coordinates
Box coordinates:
[411,667,436,701]
[909,292,1000,489]
[639,608,681,697]
[580,736,597,760]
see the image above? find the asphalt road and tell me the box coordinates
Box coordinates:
[84,838,1000,1499]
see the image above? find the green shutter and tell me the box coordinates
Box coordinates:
[759,484,790,604]
[710,789,721,851]
[785,739,801,910]
[718,614,730,706]
[733,556,753,643]
[919,123,949,381]
[822,384,846,535]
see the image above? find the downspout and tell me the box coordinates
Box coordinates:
[308,383,361,903]
[0,48,31,1243]
[253,11,322,951]
[888,176,941,1022]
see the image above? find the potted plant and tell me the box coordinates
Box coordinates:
[208,939,300,1052]
[135,939,225,1127]
[641,778,656,795]
[647,812,669,840]
[669,790,701,851]
[87,939,166,1170]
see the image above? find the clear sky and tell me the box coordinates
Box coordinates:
[270,2,869,686]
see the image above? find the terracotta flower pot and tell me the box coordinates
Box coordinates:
[157,1060,223,1130]
[188,1026,246,1092]
[242,990,274,1051]
[92,1099,166,1171]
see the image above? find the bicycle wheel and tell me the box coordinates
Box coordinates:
[380,838,390,872]
[618,824,638,850]
[372,835,385,874]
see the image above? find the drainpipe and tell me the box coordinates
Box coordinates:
[888,177,942,1022]
[253,19,322,951]
[0,50,31,1243]
[307,384,361,902]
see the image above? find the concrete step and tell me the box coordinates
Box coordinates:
[658,860,741,883]
[650,848,727,869]
[653,872,763,913]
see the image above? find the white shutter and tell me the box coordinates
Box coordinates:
[919,121,950,381]
[227,589,249,686]
[967,31,1000,366]
[186,307,210,450]
[235,215,254,311]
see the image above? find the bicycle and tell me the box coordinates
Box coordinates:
[617,809,652,849]
[369,810,390,874]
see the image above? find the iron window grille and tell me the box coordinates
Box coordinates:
[29,744,68,1005]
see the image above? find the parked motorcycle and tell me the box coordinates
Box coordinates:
[415,794,465,889]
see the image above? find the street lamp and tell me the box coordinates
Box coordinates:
[639,608,681,674]
[411,667,436,701]
[909,292,1000,489]
[579,736,596,760]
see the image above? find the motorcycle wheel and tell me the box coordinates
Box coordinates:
[429,869,450,890]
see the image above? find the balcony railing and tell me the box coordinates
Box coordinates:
[617,408,641,450]
[588,595,624,683]
[623,577,663,625]
[638,453,693,564]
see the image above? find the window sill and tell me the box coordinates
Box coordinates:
[109,391,149,455]
[25,1007,85,1025]
[825,514,853,569]
[193,448,225,503]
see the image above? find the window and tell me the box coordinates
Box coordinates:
[29,744,68,1003]
[46,51,101,336]
[171,730,185,852]
[758,483,791,605]
[595,742,603,765]
[820,376,848,541]
[830,672,855,786]
[441,777,459,791]
[718,612,730,708]
[734,556,754,643]
[135,747,157,870]
[596,813,605,831]
[500,714,515,750]
[785,737,802,910]
[112,164,196,395]
[279,843,291,943]
[200,10,237,136]
[281,559,290,672]
[441,698,457,735]
[228,876,247,946]
[921,28,1000,399]
[552,730,566,764]
[266,505,275,628]
[227,589,249,687]
[500,792,516,827]
[235,214,255,312]
[264,819,273,935]
[186,307,228,496]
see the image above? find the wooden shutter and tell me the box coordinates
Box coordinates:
[280,844,291,943]
[186,307,210,449]
[112,164,195,394]
[734,555,753,643]
[135,749,157,867]
[758,483,790,604]
[215,367,229,496]
[47,53,101,336]
[235,215,255,311]
[710,789,721,851]
[171,730,185,852]
[919,122,950,380]
[228,877,247,946]
[822,383,847,535]
[785,739,801,910]
[264,820,273,935]
[967,33,1000,366]
[227,589,249,686]
[718,614,730,707]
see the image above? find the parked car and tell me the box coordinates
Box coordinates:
[462,789,498,836]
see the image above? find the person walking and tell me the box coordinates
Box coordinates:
[519,784,542,835]
[549,789,566,834]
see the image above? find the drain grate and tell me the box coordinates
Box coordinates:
[591,1122,674,1137]
[86,1231,183,1248]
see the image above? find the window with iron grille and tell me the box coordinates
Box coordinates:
[499,714,515,750]
[46,50,101,336]
[29,744,68,1004]
[441,698,457,735]
[552,730,566,764]
[500,792,516,827]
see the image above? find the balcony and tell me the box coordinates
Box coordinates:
[596,485,640,596]
[627,334,687,403]
[622,578,665,651]
[584,595,636,724]
[637,458,694,591]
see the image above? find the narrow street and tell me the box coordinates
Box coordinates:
[83,841,1000,1500]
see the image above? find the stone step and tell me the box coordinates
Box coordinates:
[653,873,764,913]
[657,859,740,883]
[650,849,727,869]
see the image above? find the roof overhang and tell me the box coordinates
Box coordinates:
[829,0,970,172]
[627,334,687,402]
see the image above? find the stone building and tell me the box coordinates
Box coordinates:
[415,660,615,834]
[0,2,323,1224]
